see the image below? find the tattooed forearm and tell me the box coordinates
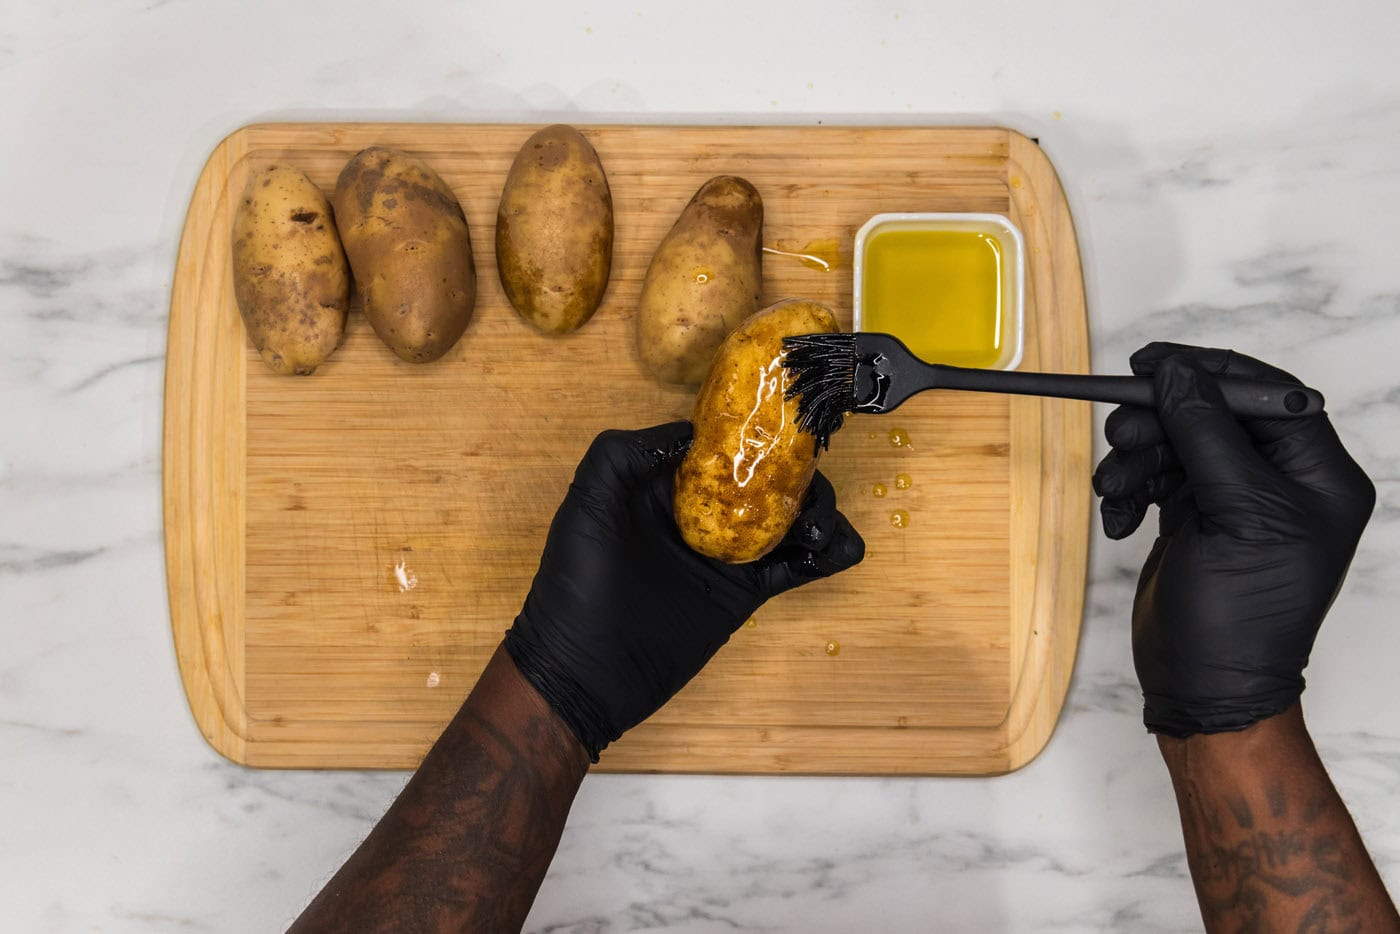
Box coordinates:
[291,645,590,934]
[1161,704,1398,934]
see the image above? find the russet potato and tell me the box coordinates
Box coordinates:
[636,176,763,385]
[496,125,613,334]
[333,148,475,363]
[674,299,839,563]
[230,165,349,375]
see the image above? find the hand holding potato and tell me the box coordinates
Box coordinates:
[506,421,864,760]
[674,299,840,562]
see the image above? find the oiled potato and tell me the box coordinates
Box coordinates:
[674,299,839,563]
[496,125,613,334]
[231,165,349,375]
[636,176,763,385]
[333,148,475,362]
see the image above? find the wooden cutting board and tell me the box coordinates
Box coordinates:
[165,123,1089,774]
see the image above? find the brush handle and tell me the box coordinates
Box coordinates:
[925,364,1325,418]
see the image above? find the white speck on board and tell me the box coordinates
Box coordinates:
[394,557,418,592]
[426,672,440,688]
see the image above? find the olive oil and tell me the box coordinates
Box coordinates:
[862,229,1004,369]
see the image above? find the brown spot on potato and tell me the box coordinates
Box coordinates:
[291,210,319,224]
[536,143,568,170]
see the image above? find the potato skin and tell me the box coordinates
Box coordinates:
[231,166,349,375]
[674,299,839,563]
[636,176,763,385]
[332,148,475,363]
[496,125,613,334]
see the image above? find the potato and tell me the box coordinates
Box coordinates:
[674,299,839,563]
[231,165,349,375]
[496,125,613,334]
[332,148,475,362]
[636,176,763,385]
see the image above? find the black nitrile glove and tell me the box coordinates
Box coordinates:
[1093,342,1374,737]
[505,421,865,760]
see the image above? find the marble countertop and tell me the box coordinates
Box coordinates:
[6,2,1399,930]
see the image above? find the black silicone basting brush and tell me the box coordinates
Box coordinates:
[782,332,1325,449]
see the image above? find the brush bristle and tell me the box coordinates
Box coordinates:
[781,334,858,450]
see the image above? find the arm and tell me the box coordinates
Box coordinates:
[290,646,588,933]
[291,422,864,932]
[1161,704,1399,932]
[1093,343,1396,931]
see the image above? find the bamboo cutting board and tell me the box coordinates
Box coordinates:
[165,123,1089,774]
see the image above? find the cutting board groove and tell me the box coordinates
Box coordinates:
[164,123,1089,774]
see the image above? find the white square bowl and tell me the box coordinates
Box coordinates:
[853,212,1026,371]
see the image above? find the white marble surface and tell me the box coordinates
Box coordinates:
[5,1,1399,930]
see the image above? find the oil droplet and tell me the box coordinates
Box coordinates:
[894,473,912,490]
[699,502,713,515]
[871,482,887,498]
[693,269,712,284]
[890,510,910,529]
[889,428,911,448]
[825,640,840,656]
[732,506,748,519]
[745,618,758,629]
[867,431,878,440]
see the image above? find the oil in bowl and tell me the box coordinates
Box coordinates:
[854,213,1024,371]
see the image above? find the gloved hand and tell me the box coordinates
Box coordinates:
[1093,342,1374,737]
[505,421,865,760]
